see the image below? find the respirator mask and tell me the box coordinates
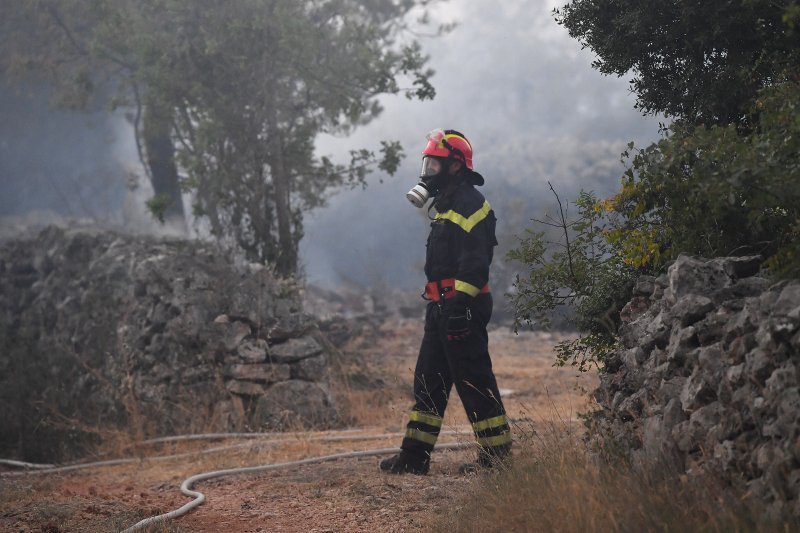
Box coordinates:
[406,156,447,208]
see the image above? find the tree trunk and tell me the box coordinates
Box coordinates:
[267,103,296,276]
[142,97,187,232]
[269,141,296,276]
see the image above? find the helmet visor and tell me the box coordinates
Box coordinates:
[419,156,443,178]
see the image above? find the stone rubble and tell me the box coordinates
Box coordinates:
[591,253,800,518]
[0,227,338,460]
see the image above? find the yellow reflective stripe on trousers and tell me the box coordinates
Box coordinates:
[477,432,512,447]
[472,414,509,432]
[435,200,491,233]
[454,280,481,297]
[406,428,438,446]
[409,411,443,428]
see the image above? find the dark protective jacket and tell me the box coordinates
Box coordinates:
[399,179,511,460]
[425,182,498,295]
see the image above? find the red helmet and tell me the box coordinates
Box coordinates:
[422,129,474,170]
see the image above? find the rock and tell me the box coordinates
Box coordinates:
[268,313,315,342]
[657,377,685,404]
[253,380,337,428]
[590,254,800,518]
[666,326,698,360]
[671,295,715,327]
[720,255,763,279]
[662,398,687,430]
[291,354,328,381]
[224,321,253,351]
[0,226,339,462]
[694,312,729,346]
[224,363,291,383]
[237,338,270,362]
[774,284,800,318]
[633,275,656,296]
[620,296,650,323]
[270,335,323,363]
[680,368,716,412]
[745,348,776,383]
[765,363,798,397]
[665,254,731,303]
[225,380,266,396]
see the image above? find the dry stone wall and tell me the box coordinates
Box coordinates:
[592,254,800,518]
[0,226,338,461]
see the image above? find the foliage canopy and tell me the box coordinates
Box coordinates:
[554,0,800,125]
[1,0,442,274]
[511,1,800,371]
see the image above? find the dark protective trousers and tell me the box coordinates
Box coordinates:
[401,293,511,458]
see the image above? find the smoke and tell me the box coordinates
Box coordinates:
[0,81,188,238]
[303,0,663,289]
[1,0,663,288]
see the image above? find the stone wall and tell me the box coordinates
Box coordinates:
[0,226,338,461]
[592,254,800,518]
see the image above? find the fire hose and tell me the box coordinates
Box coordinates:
[0,429,479,532]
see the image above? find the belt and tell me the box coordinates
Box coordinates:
[423,278,490,302]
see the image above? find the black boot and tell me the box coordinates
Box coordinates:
[459,446,512,474]
[379,450,430,475]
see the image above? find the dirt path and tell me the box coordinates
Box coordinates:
[1,327,596,532]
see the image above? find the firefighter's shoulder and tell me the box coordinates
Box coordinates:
[438,186,492,233]
[452,184,488,213]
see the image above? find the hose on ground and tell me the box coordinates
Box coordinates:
[140,427,365,445]
[0,459,55,469]
[120,441,474,533]
[0,429,473,476]
[0,430,481,532]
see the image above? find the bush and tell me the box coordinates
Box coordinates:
[507,186,635,372]
[508,82,800,371]
[606,81,800,278]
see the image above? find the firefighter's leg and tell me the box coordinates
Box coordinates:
[402,302,453,455]
[443,294,511,463]
[382,303,453,474]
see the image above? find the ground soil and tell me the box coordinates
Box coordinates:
[0,321,597,533]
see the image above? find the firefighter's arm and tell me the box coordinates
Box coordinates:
[453,202,495,298]
[446,204,495,340]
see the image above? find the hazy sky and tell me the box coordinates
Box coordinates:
[302,0,662,288]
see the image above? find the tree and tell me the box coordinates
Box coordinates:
[1,0,441,274]
[554,0,800,125]
[510,1,800,370]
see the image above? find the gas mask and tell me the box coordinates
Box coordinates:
[406,156,447,208]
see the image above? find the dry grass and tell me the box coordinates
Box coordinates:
[418,327,797,533]
[333,321,789,533]
[432,419,794,533]
[330,320,594,431]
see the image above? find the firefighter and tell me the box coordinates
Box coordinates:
[380,129,511,475]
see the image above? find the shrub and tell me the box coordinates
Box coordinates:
[509,82,800,370]
[606,81,800,278]
[507,186,635,372]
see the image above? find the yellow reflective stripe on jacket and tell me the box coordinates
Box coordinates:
[435,200,491,233]
[405,428,438,446]
[409,411,443,428]
[477,432,512,448]
[472,414,509,432]
[455,280,481,297]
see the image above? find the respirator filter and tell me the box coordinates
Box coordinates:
[406,182,431,208]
